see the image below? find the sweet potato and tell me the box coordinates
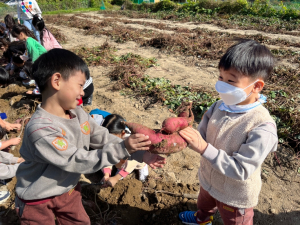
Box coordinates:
[124,122,187,154]
[161,102,194,134]
[178,101,193,118]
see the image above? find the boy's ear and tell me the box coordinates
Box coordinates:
[50,73,63,91]
[253,80,265,93]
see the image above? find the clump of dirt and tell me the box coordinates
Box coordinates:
[82,174,199,225]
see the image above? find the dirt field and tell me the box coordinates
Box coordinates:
[1,11,300,225]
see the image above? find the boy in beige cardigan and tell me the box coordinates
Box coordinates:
[179,40,278,225]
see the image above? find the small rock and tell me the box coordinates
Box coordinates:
[158,203,164,209]
[135,104,139,108]
[182,198,188,204]
[155,120,161,125]
[152,214,156,218]
[261,173,268,180]
[270,208,277,214]
[148,180,157,189]
[195,62,200,67]
[186,165,194,170]
[165,172,177,182]
[186,199,197,211]
[157,196,162,203]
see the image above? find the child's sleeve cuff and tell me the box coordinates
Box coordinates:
[102,168,112,176]
[202,144,219,163]
[11,157,19,164]
[118,169,129,178]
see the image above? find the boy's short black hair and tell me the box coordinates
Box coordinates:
[218,39,275,81]
[32,49,90,93]
[0,125,6,139]
[0,67,9,84]
[12,55,24,65]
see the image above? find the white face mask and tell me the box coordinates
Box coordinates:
[215,80,258,106]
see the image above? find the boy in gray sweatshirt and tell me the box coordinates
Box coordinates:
[179,40,278,225]
[15,49,165,225]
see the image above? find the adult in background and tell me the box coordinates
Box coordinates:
[16,0,42,43]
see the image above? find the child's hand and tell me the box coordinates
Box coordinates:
[125,134,151,154]
[100,173,110,185]
[105,176,120,188]
[4,121,21,131]
[17,157,25,163]
[179,127,208,154]
[9,137,21,146]
[143,151,166,169]
[26,90,33,95]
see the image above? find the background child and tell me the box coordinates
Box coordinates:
[179,40,278,225]
[82,74,94,106]
[11,25,46,62]
[0,67,9,87]
[0,38,9,52]
[11,55,25,76]
[4,41,26,75]
[0,25,8,40]
[0,125,24,204]
[15,49,165,224]
[32,16,62,51]
[11,25,46,94]
[100,114,149,187]
[4,15,17,42]
[21,60,40,94]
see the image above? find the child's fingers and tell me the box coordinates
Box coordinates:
[179,131,192,141]
[182,127,199,135]
[132,134,149,139]
[134,141,151,148]
[132,135,150,143]
[156,155,165,161]
[134,146,150,151]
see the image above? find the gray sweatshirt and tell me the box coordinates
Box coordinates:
[16,106,143,200]
[199,101,278,181]
[0,151,20,179]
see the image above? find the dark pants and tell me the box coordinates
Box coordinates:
[197,187,254,225]
[15,184,90,225]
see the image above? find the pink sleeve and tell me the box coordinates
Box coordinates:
[118,168,129,178]
[43,30,62,51]
[102,167,112,176]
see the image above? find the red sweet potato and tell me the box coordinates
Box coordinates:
[124,122,187,154]
[178,101,193,118]
[161,102,194,134]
